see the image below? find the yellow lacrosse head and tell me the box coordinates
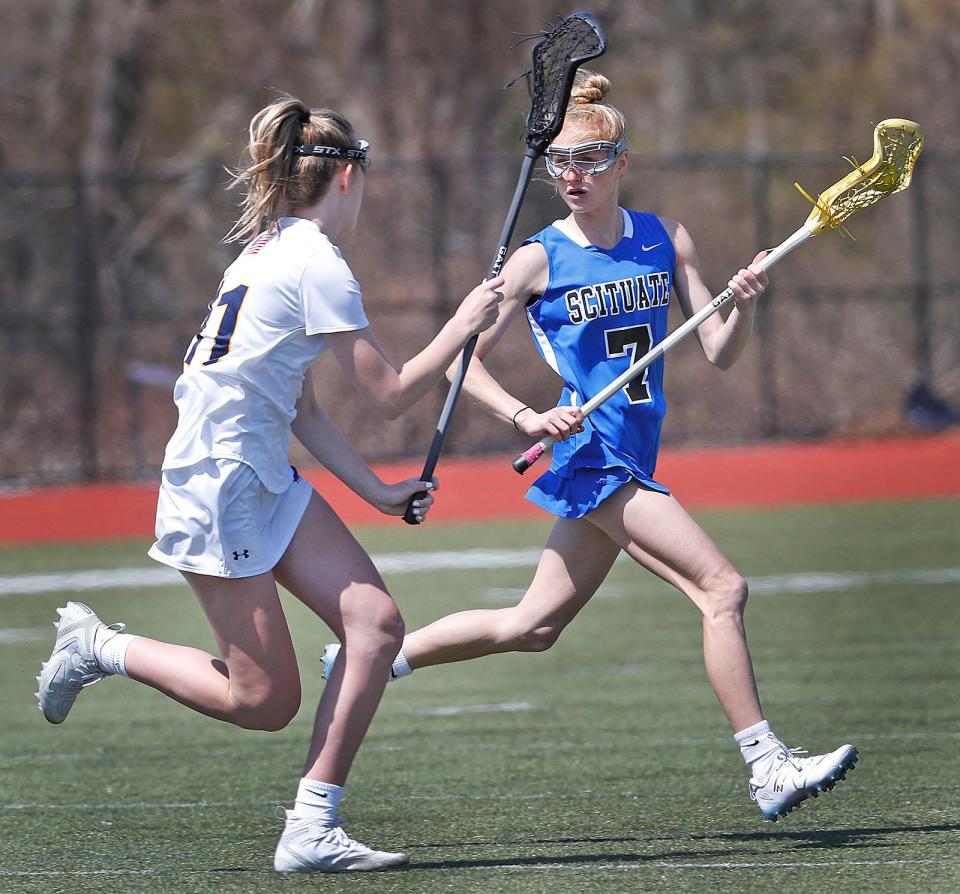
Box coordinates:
[797,118,924,237]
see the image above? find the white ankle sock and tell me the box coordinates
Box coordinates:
[391,649,413,679]
[93,627,138,677]
[294,778,342,824]
[734,720,783,771]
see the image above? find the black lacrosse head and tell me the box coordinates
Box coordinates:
[525,12,607,153]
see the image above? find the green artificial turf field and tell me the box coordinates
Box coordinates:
[1,499,958,893]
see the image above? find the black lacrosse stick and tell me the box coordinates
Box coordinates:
[524,13,607,153]
[404,12,606,524]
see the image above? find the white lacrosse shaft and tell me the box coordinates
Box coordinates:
[512,224,813,474]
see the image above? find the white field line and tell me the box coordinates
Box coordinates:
[415,701,538,716]
[6,772,960,813]
[1,858,957,877]
[749,567,960,595]
[0,626,48,643]
[0,753,89,763]
[1,792,563,812]
[1,549,959,597]
[2,798,282,811]
[497,858,960,872]
[0,550,540,596]
[6,728,960,779]
[0,566,180,595]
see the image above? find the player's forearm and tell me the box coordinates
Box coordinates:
[707,303,757,370]
[459,354,526,425]
[291,409,384,505]
[382,316,475,417]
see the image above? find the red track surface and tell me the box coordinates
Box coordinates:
[1,433,958,545]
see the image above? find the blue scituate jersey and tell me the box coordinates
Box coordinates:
[523,208,676,484]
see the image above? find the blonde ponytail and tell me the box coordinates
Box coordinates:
[225,96,358,244]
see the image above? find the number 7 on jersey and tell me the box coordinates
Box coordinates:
[604,323,653,404]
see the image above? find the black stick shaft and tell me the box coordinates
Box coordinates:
[403,148,539,524]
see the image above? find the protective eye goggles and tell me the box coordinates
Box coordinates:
[294,139,371,172]
[544,137,626,177]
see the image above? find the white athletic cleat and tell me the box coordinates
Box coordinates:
[320,643,340,681]
[273,810,409,873]
[320,643,404,684]
[749,742,860,821]
[36,602,124,724]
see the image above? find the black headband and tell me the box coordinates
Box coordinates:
[293,140,371,169]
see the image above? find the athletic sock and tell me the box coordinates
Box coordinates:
[294,778,342,825]
[390,649,413,679]
[734,720,785,776]
[93,627,138,677]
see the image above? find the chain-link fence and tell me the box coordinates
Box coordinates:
[1,150,957,486]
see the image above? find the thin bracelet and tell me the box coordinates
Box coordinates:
[512,406,531,431]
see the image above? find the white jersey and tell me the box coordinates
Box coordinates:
[162,217,368,492]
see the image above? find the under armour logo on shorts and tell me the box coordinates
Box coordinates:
[232,549,250,560]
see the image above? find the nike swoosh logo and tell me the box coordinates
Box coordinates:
[641,242,663,252]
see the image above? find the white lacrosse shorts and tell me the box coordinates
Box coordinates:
[148,458,313,578]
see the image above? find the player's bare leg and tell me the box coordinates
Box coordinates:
[39,491,408,871]
[36,574,302,731]
[123,572,302,730]
[586,484,763,731]
[273,493,403,785]
[269,492,408,871]
[400,517,620,667]
[587,482,858,819]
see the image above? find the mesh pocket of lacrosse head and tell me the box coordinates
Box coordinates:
[526,14,606,148]
[802,119,924,235]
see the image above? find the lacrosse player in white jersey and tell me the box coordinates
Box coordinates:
[36,95,503,873]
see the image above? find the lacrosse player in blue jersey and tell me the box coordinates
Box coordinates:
[36,95,503,873]
[325,70,858,822]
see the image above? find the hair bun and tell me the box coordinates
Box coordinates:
[570,70,610,106]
